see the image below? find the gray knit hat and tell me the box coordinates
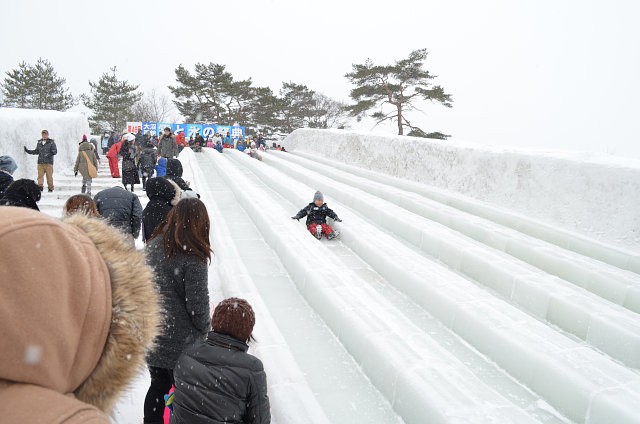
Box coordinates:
[0,155,18,175]
[313,191,323,202]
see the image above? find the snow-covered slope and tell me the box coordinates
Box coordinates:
[147,147,638,424]
[283,128,640,251]
[0,107,91,180]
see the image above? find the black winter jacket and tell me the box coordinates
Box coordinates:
[94,187,143,238]
[0,179,41,211]
[145,237,210,370]
[25,139,57,164]
[166,158,200,197]
[142,178,176,242]
[172,332,270,424]
[0,172,13,198]
[293,202,339,226]
[139,147,157,174]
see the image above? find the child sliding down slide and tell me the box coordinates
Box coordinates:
[292,190,342,240]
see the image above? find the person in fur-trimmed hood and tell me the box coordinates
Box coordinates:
[0,207,160,423]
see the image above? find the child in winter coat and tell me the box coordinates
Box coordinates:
[155,157,167,177]
[171,297,270,424]
[292,190,342,240]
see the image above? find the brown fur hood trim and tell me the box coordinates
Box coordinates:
[64,213,160,413]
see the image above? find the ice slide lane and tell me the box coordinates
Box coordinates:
[224,149,640,424]
[181,149,403,424]
[279,151,640,314]
[261,150,640,369]
[292,150,640,275]
[203,149,559,424]
[216,149,578,424]
[181,150,333,424]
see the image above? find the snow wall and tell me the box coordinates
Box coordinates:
[284,128,640,250]
[0,108,91,179]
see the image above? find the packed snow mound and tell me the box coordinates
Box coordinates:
[285,128,640,250]
[0,108,91,180]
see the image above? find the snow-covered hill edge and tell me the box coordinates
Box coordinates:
[284,128,640,250]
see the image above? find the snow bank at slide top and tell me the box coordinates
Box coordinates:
[284,128,640,250]
[0,108,91,179]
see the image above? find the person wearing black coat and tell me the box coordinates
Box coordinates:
[171,298,270,424]
[165,158,199,198]
[141,178,179,243]
[143,198,212,424]
[121,139,140,192]
[139,144,157,190]
[0,179,42,211]
[94,186,143,239]
[291,190,342,240]
[0,155,17,198]
[24,129,57,192]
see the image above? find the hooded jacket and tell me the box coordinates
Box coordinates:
[141,178,180,242]
[94,187,143,238]
[155,157,167,177]
[293,202,339,226]
[0,208,160,423]
[0,178,42,211]
[74,141,98,179]
[25,138,57,164]
[166,159,199,197]
[171,332,270,424]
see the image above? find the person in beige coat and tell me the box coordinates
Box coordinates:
[0,207,160,423]
[74,135,99,196]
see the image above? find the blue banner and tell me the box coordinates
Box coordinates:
[202,124,217,139]
[146,123,245,140]
[185,124,204,139]
[141,122,157,136]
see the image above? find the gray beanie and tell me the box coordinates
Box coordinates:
[313,191,323,202]
[0,155,18,175]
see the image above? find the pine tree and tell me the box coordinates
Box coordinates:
[169,63,253,124]
[345,48,452,137]
[250,86,282,133]
[82,66,141,134]
[1,58,75,111]
[279,82,316,133]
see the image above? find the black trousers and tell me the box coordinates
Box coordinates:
[143,366,174,424]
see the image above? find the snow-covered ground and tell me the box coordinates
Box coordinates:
[2,111,639,423]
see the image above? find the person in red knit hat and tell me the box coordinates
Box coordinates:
[170,297,271,424]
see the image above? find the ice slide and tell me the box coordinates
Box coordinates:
[175,147,640,424]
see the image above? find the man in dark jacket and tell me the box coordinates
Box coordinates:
[171,298,270,424]
[141,178,178,242]
[94,186,143,239]
[0,179,42,211]
[0,155,18,198]
[24,129,57,192]
[292,190,342,240]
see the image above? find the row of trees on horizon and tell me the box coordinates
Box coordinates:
[0,50,453,139]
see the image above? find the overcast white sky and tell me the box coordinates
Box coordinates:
[1,0,639,157]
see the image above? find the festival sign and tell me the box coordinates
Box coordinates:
[126,122,142,134]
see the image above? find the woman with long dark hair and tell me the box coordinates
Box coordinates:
[143,198,212,424]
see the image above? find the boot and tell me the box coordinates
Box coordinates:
[327,232,337,240]
[315,225,323,240]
